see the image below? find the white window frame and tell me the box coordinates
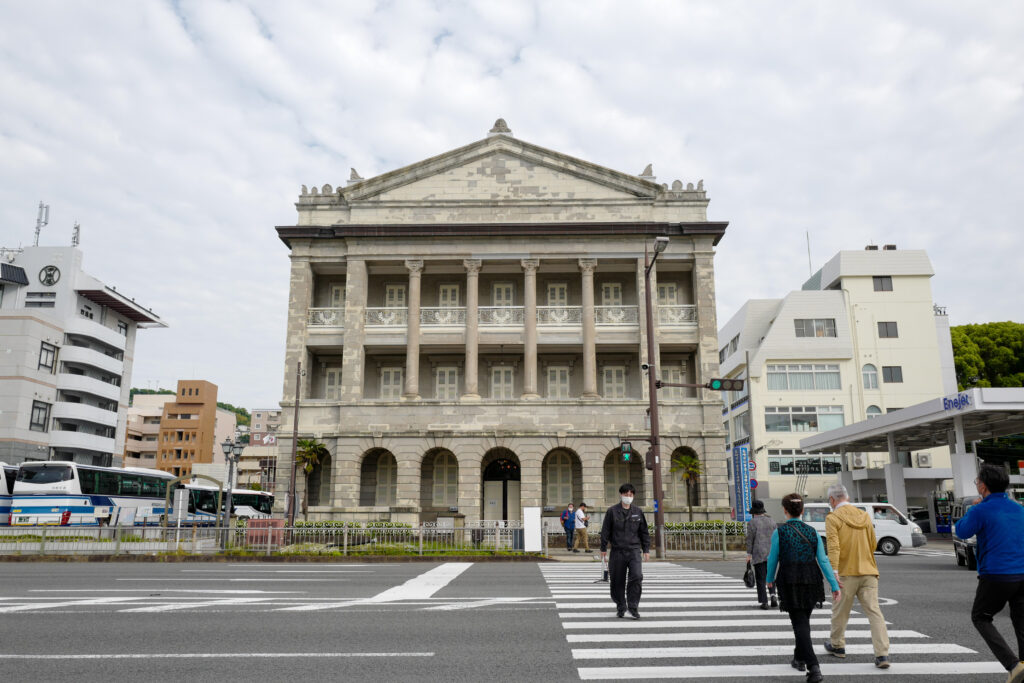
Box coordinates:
[325,368,342,400]
[384,283,407,308]
[661,364,685,400]
[656,283,679,305]
[491,366,514,400]
[601,282,623,306]
[546,282,568,306]
[432,452,458,507]
[438,283,460,308]
[602,365,627,399]
[435,366,459,400]
[605,460,631,506]
[862,364,879,389]
[794,318,837,338]
[380,367,404,399]
[330,284,346,308]
[492,282,514,307]
[375,454,397,506]
[547,366,571,399]
[545,452,573,506]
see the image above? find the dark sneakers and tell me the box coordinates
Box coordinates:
[790,659,806,672]
[616,608,625,618]
[824,641,846,658]
[628,608,640,620]
[806,665,823,683]
[875,656,890,669]
[770,596,778,608]
[759,603,769,610]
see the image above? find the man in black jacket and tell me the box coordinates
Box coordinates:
[600,482,651,619]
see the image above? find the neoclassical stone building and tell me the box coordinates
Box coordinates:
[274,120,730,526]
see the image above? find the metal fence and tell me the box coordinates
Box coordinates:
[0,524,539,557]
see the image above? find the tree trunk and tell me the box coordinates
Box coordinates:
[302,472,309,520]
[686,482,693,522]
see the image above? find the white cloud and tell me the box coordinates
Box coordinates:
[1,0,1020,406]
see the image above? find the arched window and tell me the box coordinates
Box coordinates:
[604,460,630,506]
[866,405,882,419]
[545,452,573,506]
[432,452,458,507]
[375,453,397,506]
[862,364,878,389]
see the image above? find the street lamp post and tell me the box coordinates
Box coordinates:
[220,438,244,529]
[644,236,670,559]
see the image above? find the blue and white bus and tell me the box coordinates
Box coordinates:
[0,462,17,526]
[10,461,274,526]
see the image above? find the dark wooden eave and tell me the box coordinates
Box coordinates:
[276,221,728,248]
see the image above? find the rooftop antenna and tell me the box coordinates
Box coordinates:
[805,231,812,276]
[71,221,80,247]
[33,201,50,246]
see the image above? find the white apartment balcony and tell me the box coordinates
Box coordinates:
[595,305,639,326]
[420,307,466,326]
[60,345,124,376]
[365,307,409,327]
[52,402,118,428]
[537,305,581,325]
[479,306,524,326]
[49,430,116,454]
[308,308,344,327]
[65,317,127,352]
[56,373,121,403]
[657,304,698,326]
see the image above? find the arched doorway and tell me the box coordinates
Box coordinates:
[359,449,397,507]
[481,449,521,522]
[603,448,646,507]
[420,449,459,511]
[542,448,582,508]
[308,452,332,507]
[668,446,702,514]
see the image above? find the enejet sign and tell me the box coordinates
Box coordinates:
[943,392,972,411]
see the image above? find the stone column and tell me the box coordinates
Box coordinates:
[579,258,599,399]
[462,259,481,401]
[404,259,423,399]
[341,259,367,401]
[521,258,540,399]
[693,243,719,387]
[282,257,313,400]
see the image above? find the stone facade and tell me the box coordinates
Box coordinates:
[273,121,730,525]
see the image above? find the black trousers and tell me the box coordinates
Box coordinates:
[971,577,1024,670]
[788,608,819,668]
[753,561,776,605]
[609,547,643,610]
[564,528,574,550]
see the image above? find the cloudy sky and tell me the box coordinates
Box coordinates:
[2,1,1021,408]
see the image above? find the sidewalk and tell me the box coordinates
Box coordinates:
[547,549,748,562]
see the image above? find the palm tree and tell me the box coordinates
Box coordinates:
[670,451,703,522]
[295,438,329,520]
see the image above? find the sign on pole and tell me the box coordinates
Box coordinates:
[732,446,752,522]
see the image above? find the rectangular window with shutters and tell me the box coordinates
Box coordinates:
[432,455,458,506]
[877,321,899,338]
[661,364,686,400]
[546,283,568,306]
[493,282,514,306]
[547,366,571,399]
[325,368,342,400]
[491,367,514,400]
[435,366,459,400]
[601,282,622,306]
[602,366,626,398]
[384,284,407,308]
[882,366,903,383]
[794,319,837,337]
[438,284,460,307]
[873,276,893,292]
[330,284,346,308]
[657,283,679,305]
[380,367,404,399]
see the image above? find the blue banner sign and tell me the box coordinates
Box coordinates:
[732,446,752,522]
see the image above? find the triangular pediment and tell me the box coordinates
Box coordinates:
[342,136,661,203]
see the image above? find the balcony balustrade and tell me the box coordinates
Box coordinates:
[478,306,524,326]
[420,307,466,326]
[595,305,638,325]
[308,308,345,327]
[657,304,698,325]
[365,307,409,327]
[536,305,582,325]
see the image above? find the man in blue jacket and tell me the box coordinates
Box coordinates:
[955,463,1024,683]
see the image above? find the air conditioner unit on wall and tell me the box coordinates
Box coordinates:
[916,453,932,468]
[851,453,867,469]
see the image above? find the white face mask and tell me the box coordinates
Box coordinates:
[621,496,634,505]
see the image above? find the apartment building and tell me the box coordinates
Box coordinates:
[154,380,236,478]
[0,242,165,467]
[273,120,730,525]
[718,246,957,508]
[122,393,175,468]
[249,408,281,446]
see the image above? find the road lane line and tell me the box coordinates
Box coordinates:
[571,643,974,659]
[559,609,859,618]
[565,629,927,643]
[0,597,144,613]
[576,662,1006,680]
[0,652,434,659]
[562,617,881,629]
[119,598,276,613]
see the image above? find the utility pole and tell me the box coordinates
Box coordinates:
[287,361,302,526]
[643,239,668,559]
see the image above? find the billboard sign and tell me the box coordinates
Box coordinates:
[732,446,752,522]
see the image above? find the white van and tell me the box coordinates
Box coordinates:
[801,502,926,556]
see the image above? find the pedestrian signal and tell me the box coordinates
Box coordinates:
[620,441,632,463]
[706,378,744,391]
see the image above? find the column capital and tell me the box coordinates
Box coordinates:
[521,258,540,273]
[578,258,597,274]
[463,259,482,274]
[405,259,424,275]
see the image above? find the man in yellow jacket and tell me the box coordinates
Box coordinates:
[824,483,891,669]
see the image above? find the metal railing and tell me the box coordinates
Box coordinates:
[595,305,638,325]
[365,307,409,326]
[478,306,524,326]
[420,307,466,326]
[657,304,698,325]
[536,305,582,325]
[0,524,538,556]
[308,308,345,327]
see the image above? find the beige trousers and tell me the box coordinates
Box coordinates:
[831,574,890,656]
[573,528,590,550]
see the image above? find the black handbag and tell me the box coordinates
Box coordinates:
[743,560,755,588]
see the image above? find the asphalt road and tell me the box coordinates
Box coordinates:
[0,545,1013,682]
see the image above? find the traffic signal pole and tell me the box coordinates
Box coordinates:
[643,244,666,559]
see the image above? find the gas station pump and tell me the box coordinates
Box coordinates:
[928,490,953,534]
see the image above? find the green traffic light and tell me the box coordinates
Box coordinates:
[710,379,723,390]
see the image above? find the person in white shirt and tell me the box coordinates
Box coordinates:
[572,502,592,553]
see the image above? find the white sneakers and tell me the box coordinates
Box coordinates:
[1008,661,1024,683]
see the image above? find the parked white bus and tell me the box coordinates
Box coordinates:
[10,461,274,526]
[0,462,17,526]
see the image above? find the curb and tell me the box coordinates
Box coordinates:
[0,553,555,563]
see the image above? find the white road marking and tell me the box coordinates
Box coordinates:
[0,652,434,659]
[563,617,881,629]
[30,589,303,594]
[179,570,373,574]
[119,598,276,613]
[559,609,858,618]
[566,629,927,643]
[115,578,336,582]
[577,662,1007,680]
[423,597,535,611]
[0,597,143,613]
[572,643,975,659]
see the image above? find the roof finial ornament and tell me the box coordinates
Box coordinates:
[639,164,655,181]
[488,118,513,137]
[347,168,364,186]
